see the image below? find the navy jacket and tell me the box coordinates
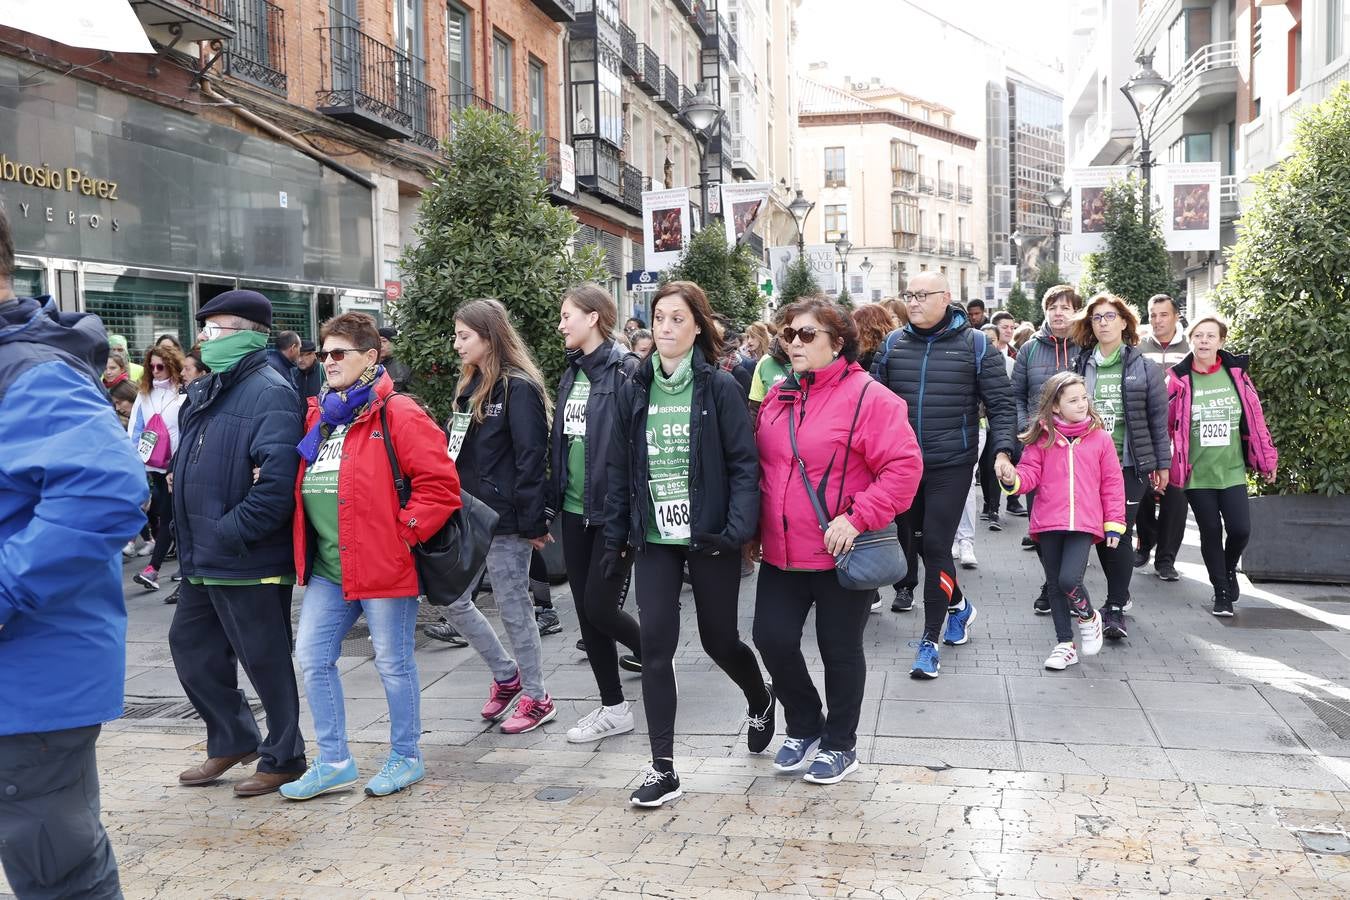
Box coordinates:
[172,349,303,579]
[1011,323,1084,434]
[0,296,148,736]
[1076,343,1171,475]
[265,348,300,392]
[452,371,550,539]
[549,341,640,525]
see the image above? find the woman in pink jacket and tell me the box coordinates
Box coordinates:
[996,372,1126,671]
[752,296,922,786]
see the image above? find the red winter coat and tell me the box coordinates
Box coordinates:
[1005,416,1126,542]
[293,373,462,600]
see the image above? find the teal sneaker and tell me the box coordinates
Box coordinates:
[364,750,426,797]
[278,758,358,801]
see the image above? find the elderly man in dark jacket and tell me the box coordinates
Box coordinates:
[169,289,307,797]
[871,272,1016,680]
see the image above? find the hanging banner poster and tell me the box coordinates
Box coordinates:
[1066,166,1130,254]
[1161,162,1221,252]
[720,181,772,247]
[642,187,692,271]
[769,244,838,294]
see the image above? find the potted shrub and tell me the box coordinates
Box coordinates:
[1214,83,1350,583]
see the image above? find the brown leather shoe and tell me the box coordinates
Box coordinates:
[234,768,303,798]
[178,751,260,786]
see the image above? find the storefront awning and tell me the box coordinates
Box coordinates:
[0,0,153,54]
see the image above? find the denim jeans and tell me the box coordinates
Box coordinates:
[441,534,547,700]
[295,575,421,763]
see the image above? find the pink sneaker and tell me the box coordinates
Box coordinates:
[500,695,557,735]
[133,566,160,591]
[481,673,522,721]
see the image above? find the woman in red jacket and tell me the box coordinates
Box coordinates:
[283,312,462,801]
[752,296,922,786]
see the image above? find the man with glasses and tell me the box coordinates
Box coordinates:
[871,273,1016,679]
[1136,293,1189,581]
[169,290,308,797]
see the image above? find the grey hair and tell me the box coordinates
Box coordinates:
[226,315,271,335]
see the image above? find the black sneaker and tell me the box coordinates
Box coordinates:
[1103,606,1127,639]
[891,587,915,612]
[987,514,1003,532]
[1155,562,1180,582]
[163,585,179,606]
[1212,595,1235,617]
[425,619,468,647]
[1133,549,1150,568]
[576,638,587,653]
[536,608,562,636]
[1021,535,1036,550]
[979,509,993,522]
[1227,570,1241,604]
[630,764,682,807]
[619,654,642,673]
[746,684,776,753]
[1033,585,1051,615]
[1007,500,1028,517]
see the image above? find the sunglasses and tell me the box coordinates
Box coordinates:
[781,325,832,345]
[151,363,167,372]
[316,347,370,362]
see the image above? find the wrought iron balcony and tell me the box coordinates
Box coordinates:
[680,86,693,114]
[225,0,286,95]
[620,163,643,213]
[658,65,680,112]
[446,75,510,118]
[575,138,622,202]
[959,241,975,258]
[689,0,709,37]
[530,0,576,23]
[918,176,935,194]
[404,73,441,151]
[620,22,638,75]
[130,0,235,45]
[540,137,575,199]
[941,239,957,256]
[317,22,424,139]
[636,43,660,95]
[670,0,692,15]
[958,185,973,203]
[938,179,954,198]
[918,237,937,253]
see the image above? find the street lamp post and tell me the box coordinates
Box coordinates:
[834,234,853,297]
[1120,52,1172,232]
[860,256,873,299]
[680,82,725,221]
[1043,180,1070,270]
[787,189,815,253]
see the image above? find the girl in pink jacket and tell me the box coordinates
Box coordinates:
[997,372,1126,670]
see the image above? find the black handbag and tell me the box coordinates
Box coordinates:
[379,403,499,606]
[786,378,907,591]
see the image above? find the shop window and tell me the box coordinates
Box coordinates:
[83,273,192,361]
[13,267,44,299]
[243,284,315,342]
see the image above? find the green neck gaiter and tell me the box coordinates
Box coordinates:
[1095,344,1123,367]
[200,330,268,373]
[652,349,694,394]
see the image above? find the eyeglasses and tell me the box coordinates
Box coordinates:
[200,322,244,340]
[900,290,948,303]
[151,363,167,372]
[781,325,832,345]
[1091,312,1120,324]
[316,347,370,362]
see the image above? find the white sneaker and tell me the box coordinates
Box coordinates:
[1044,642,1079,670]
[951,542,960,559]
[870,593,882,613]
[958,540,978,570]
[137,539,155,557]
[565,702,634,743]
[123,539,139,558]
[1077,610,1104,656]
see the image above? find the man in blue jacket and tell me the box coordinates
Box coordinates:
[0,210,148,899]
[169,289,307,797]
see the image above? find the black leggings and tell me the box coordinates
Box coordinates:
[1037,531,1095,643]
[752,564,872,752]
[147,472,173,571]
[898,464,973,641]
[635,542,768,761]
[977,432,1001,514]
[1092,466,1148,609]
[560,512,640,707]
[1186,486,1251,596]
[1136,483,1188,567]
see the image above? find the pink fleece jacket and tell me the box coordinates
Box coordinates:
[1005,416,1126,542]
[1165,352,1278,488]
[756,357,923,571]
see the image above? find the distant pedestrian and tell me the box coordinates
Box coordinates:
[624,315,646,337]
[156,333,183,353]
[102,349,129,389]
[108,333,143,381]
[129,344,186,595]
[295,338,324,399]
[851,303,897,372]
[377,326,412,392]
[629,328,654,359]
[1135,293,1190,581]
[965,297,987,329]
[266,329,302,391]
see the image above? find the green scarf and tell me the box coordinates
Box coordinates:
[200,330,268,373]
[652,349,694,394]
[1094,344,1122,367]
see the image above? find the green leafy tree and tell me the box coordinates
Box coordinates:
[1078,177,1172,314]
[1029,262,1064,325]
[1005,282,1036,325]
[1214,83,1350,496]
[777,254,820,306]
[836,287,853,308]
[394,107,606,418]
[662,224,764,326]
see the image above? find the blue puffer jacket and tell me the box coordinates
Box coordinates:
[0,296,148,736]
[172,349,303,579]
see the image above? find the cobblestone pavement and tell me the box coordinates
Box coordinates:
[9,509,1350,897]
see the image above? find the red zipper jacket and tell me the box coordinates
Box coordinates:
[293,373,462,600]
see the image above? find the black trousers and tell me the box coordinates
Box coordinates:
[0,725,121,900]
[1137,483,1187,567]
[635,542,768,761]
[752,564,873,751]
[561,512,641,707]
[977,434,1002,515]
[168,581,306,774]
[1187,486,1252,595]
[897,463,973,640]
[146,472,174,571]
[1092,466,1149,609]
[1038,531,1095,643]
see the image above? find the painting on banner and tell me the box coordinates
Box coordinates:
[720,182,772,247]
[1066,166,1130,254]
[1161,162,1221,252]
[642,187,692,271]
[768,245,839,294]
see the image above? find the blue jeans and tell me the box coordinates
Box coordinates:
[295,576,421,763]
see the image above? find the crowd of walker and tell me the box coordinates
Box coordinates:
[0,205,1278,897]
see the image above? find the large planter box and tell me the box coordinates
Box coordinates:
[1244,494,1350,584]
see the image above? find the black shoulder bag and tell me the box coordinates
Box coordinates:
[786,378,906,591]
[379,401,499,605]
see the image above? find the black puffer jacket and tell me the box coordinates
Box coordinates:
[604,347,759,553]
[1075,343,1170,475]
[451,371,550,539]
[869,307,1016,469]
[549,340,639,525]
[1011,323,1083,433]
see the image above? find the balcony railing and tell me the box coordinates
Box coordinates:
[317,23,420,139]
[918,176,935,194]
[659,65,680,112]
[225,0,287,95]
[540,137,574,197]
[959,241,975,258]
[130,0,235,43]
[689,0,709,37]
[670,0,692,14]
[680,86,693,115]
[958,185,973,203]
[937,179,954,198]
[636,43,660,95]
[447,75,510,119]
[620,163,643,213]
[404,72,440,150]
[620,21,638,75]
[530,0,576,23]
[941,239,957,256]
[575,138,622,202]
[1167,41,1238,106]
[918,237,937,253]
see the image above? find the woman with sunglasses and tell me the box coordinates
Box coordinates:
[284,312,462,800]
[129,345,186,594]
[753,298,921,785]
[606,280,773,807]
[1071,293,1168,640]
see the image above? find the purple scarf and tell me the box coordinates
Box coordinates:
[296,365,384,463]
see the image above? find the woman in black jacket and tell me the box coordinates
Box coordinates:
[605,280,774,808]
[551,283,643,744]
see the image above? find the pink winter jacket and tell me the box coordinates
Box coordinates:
[1004,416,1126,542]
[1165,351,1278,488]
[756,357,923,571]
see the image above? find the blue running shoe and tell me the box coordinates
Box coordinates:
[910,640,941,679]
[773,735,821,772]
[279,758,359,801]
[364,750,426,797]
[942,601,978,646]
[802,749,859,785]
